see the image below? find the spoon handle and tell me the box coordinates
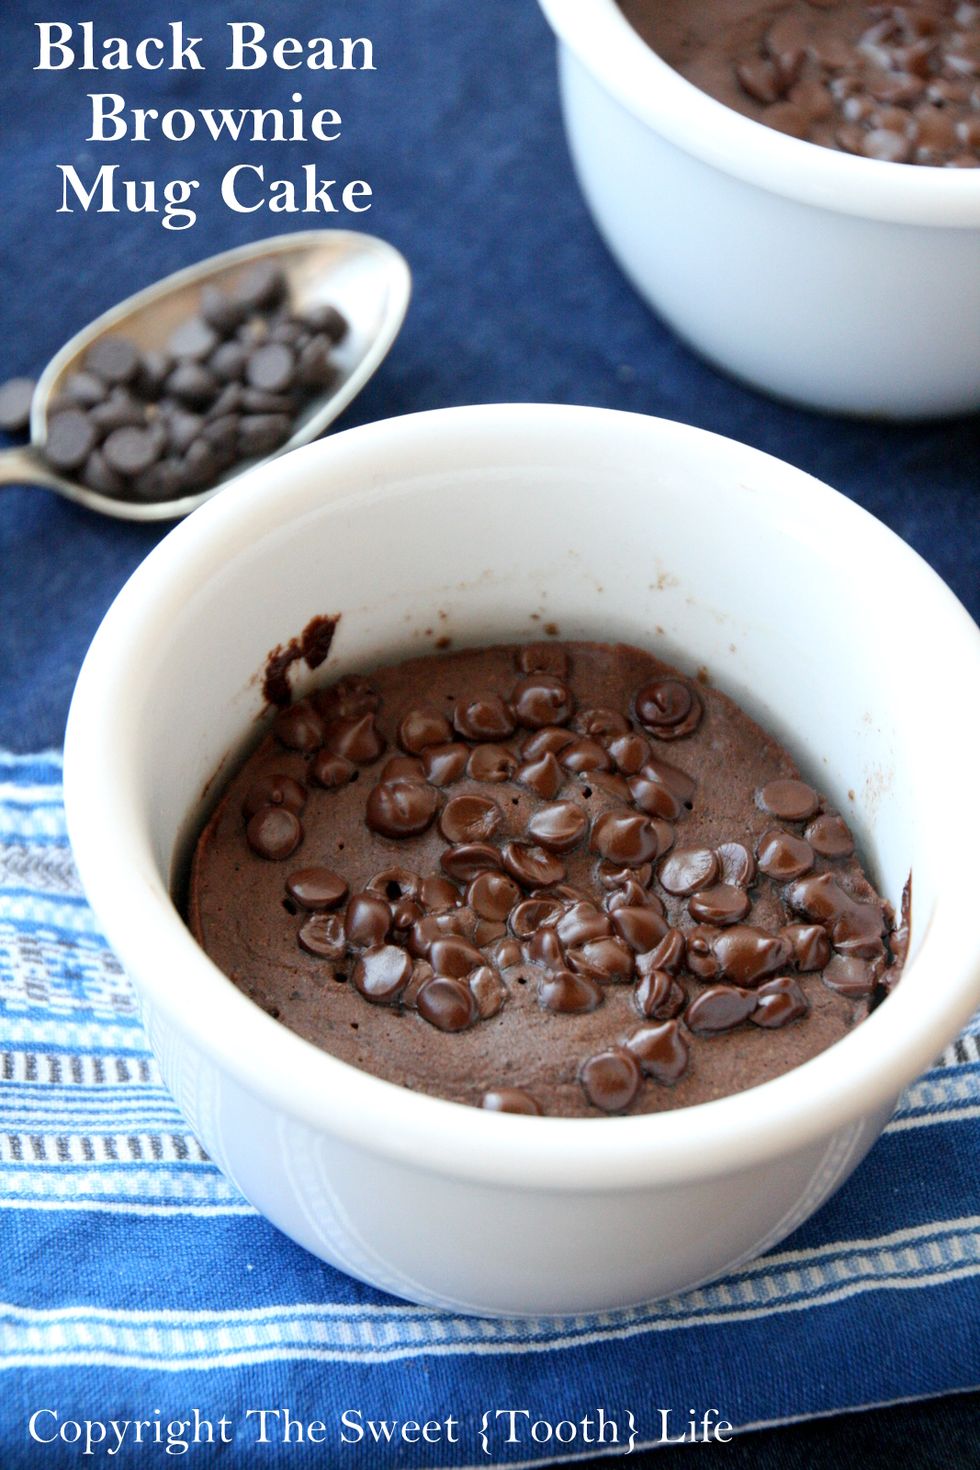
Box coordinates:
[0,445,71,493]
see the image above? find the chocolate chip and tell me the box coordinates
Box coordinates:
[590,810,660,866]
[567,937,634,982]
[605,879,657,912]
[432,692,501,744]
[539,969,602,1013]
[102,425,163,477]
[522,726,577,760]
[640,928,687,975]
[353,944,412,1004]
[429,936,484,978]
[246,342,296,394]
[823,954,877,997]
[200,285,248,335]
[467,871,520,921]
[81,450,125,496]
[805,813,855,858]
[579,1049,642,1112]
[752,976,808,1028]
[419,875,462,911]
[560,738,612,773]
[598,861,653,892]
[607,732,650,774]
[516,643,569,677]
[233,262,287,312]
[61,371,108,409]
[780,923,832,972]
[686,985,757,1034]
[572,707,630,740]
[302,302,348,342]
[0,377,34,433]
[624,1020,690,1084]
[398,707,453,754]
[516,752,564,799]
[439,795,502,845]
[210,341,248,381]
[344,893,391,947]
[417,976,478,1031]
[297,912,346,959]
[469,964,507,1018]
[635,678,703,740]
[658,847,719,896]
[510,896,563,937]
[381,756,425,782]
[166,362,219,407]
[325,712,385,764]
[241,773,307,820]
[712,926,793,987]
[481,1088,542,1114]
[274,701,325,752]
[715,841,757,888]
[525,925,565,968]
[627,773,684,820]
[84,336,140,384]
[555,901,611,946]
[285,867,348,911]
[500,842,566,889]
[526,801,588,853]
[634,969,686,1020]
[238,413,292,457]
[757,829,815,882]
[296,336,337,389]
[169,316,221,362]
[421,742,470,786]
[246,806,303,860]
[310,752,357,789]
[610,906,670,952]
[511,676,575,729]
[467,745,518,783]
[688,884,751,926]
[45,410,96,470]
[441,843,503,882]
[758,778,819,821]
[365,866,420,902]
[366,780,439,838]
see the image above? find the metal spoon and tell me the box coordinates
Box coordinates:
[0,230,411,521]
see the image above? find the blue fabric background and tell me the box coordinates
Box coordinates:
[0,2,977,1466]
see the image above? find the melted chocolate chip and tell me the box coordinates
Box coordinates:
[501,842,566,889]
[273,701,324,752]
[241,773,307,820]
[429,936,485,978]
[522,726,577,760]
[516,643,569,678]
[417,976,478,1031]
[757,829,815,881]
[628,773,685,820]
[686,985,757,1034]
[752,976,808,1028]
[715,841,757,889]
[398,707,453,754]
[419,875,462,911]
[637,928,687,975]
[712,926,793,987]
[634,969,686,1020]
[610,906,670,953]
[758,778,819,821]
[579,1048,642,1112]
[780,923,832,972]
[482,1088,542,1114]
[625,1020,690,1083]
[453,693,515,741]
[353,944,412,1004]
[344,893,391,948]
[325,712,385,765]
[516,752,564,799]
[566,937,634,982]
[380,755,425,782]
[598,860,654,891]
[366,867,421,902]
[467,744,519,783]
[512,675,575,729]
[469,964,507,1018]
[560,738,612,773]
[526,801,588,853]
[607,732,651,774]
[572,707,629,740]
[688,883,751,926]
[539,969,603,1013]
[806,812,855,858]
[590,810,660,866]
[310,751,357,789]
[467,871,521,921]
[555,901,611,947]
[246,806,303,860]
[297,912,346,959]
[658,847,719,897]
[439,794,502,844]
[285,867,348,911]
[525,925,565,968]
[441,843,503,882]
[422,743,470,786]
[510,896,563,936]
[635,678,703,740]
[823,954,878,997]
[366,780,440,838]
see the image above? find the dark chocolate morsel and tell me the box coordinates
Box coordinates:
[560,738,612,773]
[353,944,412,1004]
[637,928,687,975]
[634,969,686,1020]
[297,912,346,959]
[780,923,831,972]
[658,847,719,896]
[510,896,563,937]
[610,905,670,952]
[429,936,484,978]
[516,752,564,799]
[756,829,815,882]
[273,701,325,753]
[45,410,96,471]
[365,867,420,901]
[344,893,391,948]
[823,954,877,997]
[715,841,757,889]
[525,925,565,968]
[567,937,634,982]
[419,875,463,911]
[468,744,519,783]
[539,969,602,1013]
[590,810,660,866]
[758,778,820,821]
[482,1088,542,1115]
[516,643,569,677]
[102,425,163,477]
[246,806,303,860]
[232,261,287,312]
[752,976,808,1028]
[314,675,380,720]
[310,751,357,789]
[84,335,140,384]
[439,794,502,844]
[501,842,566,890]
[246,342,295,394]
[712,925,793,987]
[805,813,855,858]
[380,756,425,782]
[628,774,684,820]
[303,302,348,342]
[522,726,577,760]
[607,732,651,774]
[635,678,703,740]
[169,315,220,362]
[285,867,348,911]
[453,693,515,741]
[526,801,588,853]
[579,1048,642,1112]
[398,707,453,754]
[417,976,478,1032]
[686,985,757,1034]
[325,712,385,764]
[688,884,751,926]
[421,742,470,786]
[572,707,629,740]
[366,780,439,838]
[625,1020,690,1084]
[241,773,307,820]
[469,964,506,1018]
[467,871,520,921]
[555,901,611,947]
[511,675,575,729]
[0,377,34,433]
[598,861,653,891]
[441,843,503,882]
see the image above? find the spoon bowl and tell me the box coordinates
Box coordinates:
[0,230,411,520]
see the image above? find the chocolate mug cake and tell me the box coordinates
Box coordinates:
[188,640,906,1117]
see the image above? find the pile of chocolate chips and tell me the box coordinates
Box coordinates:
[733,2,980,164]
[0,262,347,503]
[237,645,900,1117]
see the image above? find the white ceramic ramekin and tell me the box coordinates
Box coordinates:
[65,405,980,1316]
[538,0,980,419]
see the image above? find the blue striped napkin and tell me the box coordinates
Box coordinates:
[2,751,978,1466]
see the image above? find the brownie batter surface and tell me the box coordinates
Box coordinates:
[620,1,980,167]
[188,642,903,1117]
